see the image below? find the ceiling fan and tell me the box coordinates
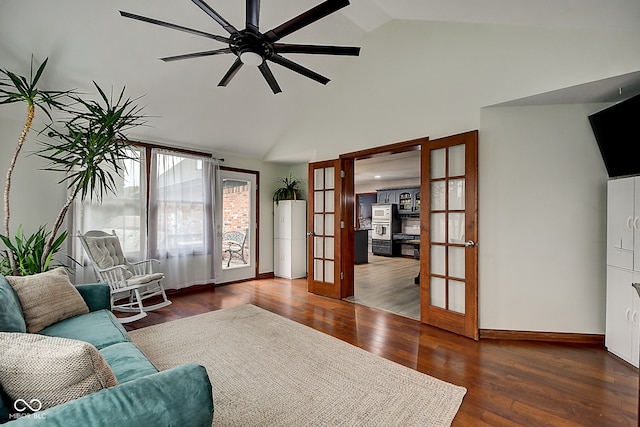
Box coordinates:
[120,0,361,94]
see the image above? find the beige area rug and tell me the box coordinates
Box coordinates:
[129,304,466,426]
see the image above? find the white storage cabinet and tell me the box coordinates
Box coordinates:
[606,177,640,367]
[274,200,307,279]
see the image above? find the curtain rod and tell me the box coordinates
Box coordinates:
[131,140,224,162]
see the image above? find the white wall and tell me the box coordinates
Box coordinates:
[266,20,640,163]
[263,19,640,334]
[479,104,609,333]
[0,116,65,238]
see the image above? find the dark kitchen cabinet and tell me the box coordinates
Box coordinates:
[376,190,398,204]
[397,190,413,214]
[372,239,399,256]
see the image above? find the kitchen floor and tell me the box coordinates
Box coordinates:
[347,254,420,320]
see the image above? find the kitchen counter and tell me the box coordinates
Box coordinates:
[392,233,420,241]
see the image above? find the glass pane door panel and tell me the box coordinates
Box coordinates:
[431,245,446,275]
[431,277,446,308]
[324,167,335,189]
[431,148,446,179]
[324,214,335,236]
[324,260,334,283]
[314,260,323,281]
[448,179,465,210]
[314,214,324,235]
[448,213,465,244]
[448,246,465,279]
[314,191,324,212]
[431,181,446,210]
[314,169,324,189]
[431,213,446,243]
[449,280,466,314]
[448,144,466,176]
[314,237,324,257]
[324,237,335,259]
[325,190,335,212]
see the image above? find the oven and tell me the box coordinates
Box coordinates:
[371,221,392,240]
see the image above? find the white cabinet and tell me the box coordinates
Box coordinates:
[274,200,307,279]
[605,267,640,366]
[606,177,640,367]
[607,178,635,269]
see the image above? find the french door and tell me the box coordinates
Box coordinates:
[421,131,479,339]
[307,160,351,299]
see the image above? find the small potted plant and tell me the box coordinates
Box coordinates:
[273,172,305,204]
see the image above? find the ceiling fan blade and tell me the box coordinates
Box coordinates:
[258,62,282,94]
[191,0,239,34]
[264,0,350,42]
[218,58,243,87]
[268,54,330,85]
[119,11,230,44]
[246,0,260,33]
[160,48,232,62]
[274,44,360,56]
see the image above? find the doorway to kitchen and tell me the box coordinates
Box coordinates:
[343,141,423,320]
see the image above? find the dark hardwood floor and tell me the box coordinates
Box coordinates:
[122,277,638,426]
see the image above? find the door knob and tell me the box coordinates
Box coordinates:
[306,232,314,236]
[465,240,476,248]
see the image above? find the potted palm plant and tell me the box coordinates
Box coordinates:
[272,172,305,204]
[0,57,145,275]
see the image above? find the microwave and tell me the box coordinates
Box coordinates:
[372,204,393,222]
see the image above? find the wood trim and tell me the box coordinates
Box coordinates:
[341,158,355,298]
[340,136,427,160]
[130,140,219,159]
[480,329,605,345]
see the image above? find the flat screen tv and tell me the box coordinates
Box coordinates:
[589,93,640,178]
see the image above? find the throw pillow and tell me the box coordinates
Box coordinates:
[0,332,118,410]
[6,268,89,333]
[0,275,26,333]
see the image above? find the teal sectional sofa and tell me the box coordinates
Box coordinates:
[0,274,214,426]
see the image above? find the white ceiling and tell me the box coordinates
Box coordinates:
[1,0,639,162]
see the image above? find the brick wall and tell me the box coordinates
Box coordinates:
[223,184,250,239]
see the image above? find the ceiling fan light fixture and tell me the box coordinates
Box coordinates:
[240,50,263,66]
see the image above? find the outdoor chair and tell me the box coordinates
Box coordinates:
[222,228,248,267]
[78,230,171,323]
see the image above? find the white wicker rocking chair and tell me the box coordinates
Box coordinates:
[78,230,171,323]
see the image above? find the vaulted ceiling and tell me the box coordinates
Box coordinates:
[1,0,639,162]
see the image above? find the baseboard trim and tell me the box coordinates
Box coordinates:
[480,329,605,346]
[257,272,275,280]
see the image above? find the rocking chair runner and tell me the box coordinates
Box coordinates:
[78,230,171,323]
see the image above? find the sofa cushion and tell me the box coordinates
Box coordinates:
[6,268,89,333]
[39,309,130,350]
[0,275,26,333]
[0,386,9,424]
[0,332,118,410]
[99,342,158,383]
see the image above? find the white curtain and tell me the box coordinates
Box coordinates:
[72,147,147,283]
[73,147,222,289]
[148,148,222,289]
